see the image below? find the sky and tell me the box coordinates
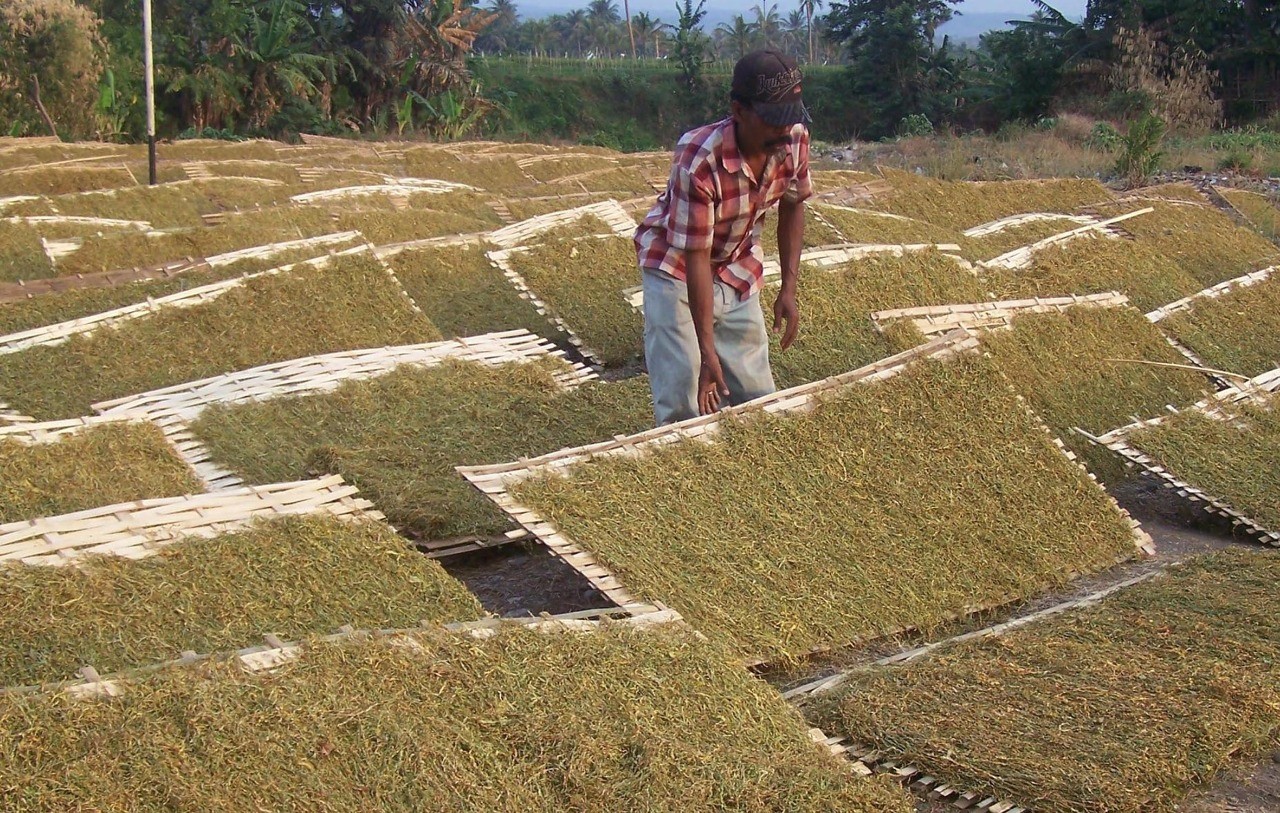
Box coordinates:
[512,0,1091,25]
[508,0,1092,44]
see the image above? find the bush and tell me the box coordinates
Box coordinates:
[1086,121,1122,151]
[897,113,934,138]
[1113,112,1166,187]
[1216,148,1254,172]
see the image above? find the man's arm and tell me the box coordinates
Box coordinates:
[685,245,728,415]
[773,197,804,350]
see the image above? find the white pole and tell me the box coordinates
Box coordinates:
[142,0,157,185]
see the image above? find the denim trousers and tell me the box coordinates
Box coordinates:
[641,268,776,425]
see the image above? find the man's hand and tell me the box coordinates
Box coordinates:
[772,289,800,350]
[698,351,729,415]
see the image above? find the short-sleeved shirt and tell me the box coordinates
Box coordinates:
[635,117,813,299]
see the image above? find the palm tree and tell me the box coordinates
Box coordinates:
[631,12,668,57]
[751,3,782,48]
[561,9,589,55]
[236,0,325,129]
[715,14,754,60]
[782,9,806,55]
[799,0,823,63]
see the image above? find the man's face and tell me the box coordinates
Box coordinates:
[733,101,792,154]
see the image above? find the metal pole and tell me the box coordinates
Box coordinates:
[142,0,157,185]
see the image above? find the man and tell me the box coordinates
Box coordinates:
[635,48,813,425]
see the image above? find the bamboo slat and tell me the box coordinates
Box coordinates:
[961,212,1098,238]
[622,243,967,312]
[1144,266,1275,323]
[458,332,984,611]
[486,200,635,249]
[4,605,681,701]
[289,180,476,203]
[978,208,1154,271]
[1083,365,1280,545]
[0,476,384,566]
[870,292,1129,337]
[0,244,374,354]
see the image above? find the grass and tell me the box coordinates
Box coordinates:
[810,205,957,246]
[979,307,1210,475]
[1218,187,1280,241]
[385,243,560,340]
[980,233,1207,313]
[0,622,913,813]
[512,354,1140,664]
[0,514,482,686]
[1159,274,1280,379]
[768,251,987,388]
[1127,394,1280,531]
[808,550,1280,813]
[191,359,654,541]
[507,232,642,367]
[1092,199,1278,288]
[0,421,201,525]
[0,221,53,283]
[0,252,440,420]
[872,169,1113,230]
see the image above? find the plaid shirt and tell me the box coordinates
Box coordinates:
[635,118,813,298]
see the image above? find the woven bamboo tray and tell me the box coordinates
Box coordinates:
[870,292,1129,337]
[977,208,1152,271]
[0,475,381,567]
[92,330,592,491]
[1081,366,1280,545]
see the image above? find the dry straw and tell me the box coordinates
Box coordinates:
[0,421,200,525]
[0,248,355,337]
[46,178,298,229]
[1217,186,1280,241]
[0,514,481,686]
[756,209,849,256]
[873,169,1112,230]
[979,306,1210,472]
[1159,272,1280,379]
[191,358,653,541]
[0,252,440,420]
[1090,199,1278,288]
[1127,392,1280,531]
[0,166,138,197]
[980,230,1208,313]
[0,221,52,282]
[510,354,1141,664]
[384,242,558,341]
[769,250,986,388]
[53,207,336,276]
[505,230,644,367]
[0,622,911,812]
[808,550,1280,813]
[811,204,957,246]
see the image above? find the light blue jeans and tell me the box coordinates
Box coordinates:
[641,268,776,425]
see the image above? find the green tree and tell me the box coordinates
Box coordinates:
[715,14,756,59]
[0,0,109,138]
[800,0,825,62]
[672,0,712,120]
[825,0,960,137]
[751,3,783,47]
[236,0,326,130]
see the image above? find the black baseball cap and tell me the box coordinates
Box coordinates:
[731,49,812,127]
